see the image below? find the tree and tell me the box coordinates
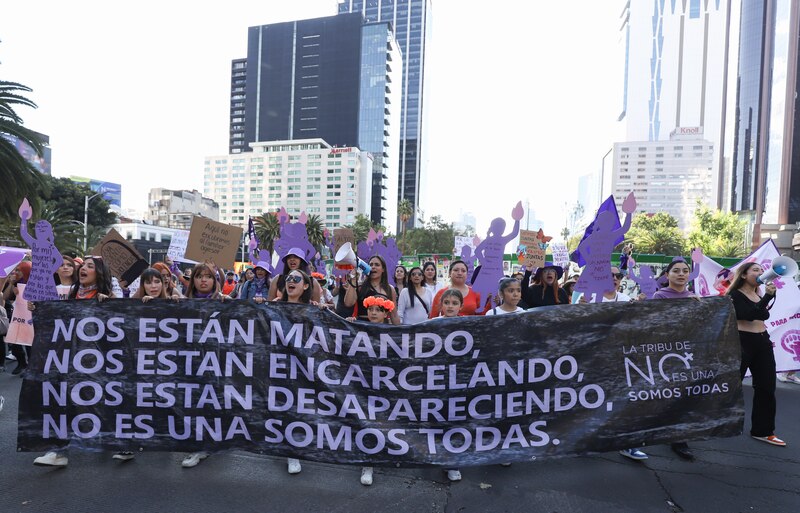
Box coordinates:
[40,176,117,228]
[253,212,280,253]
[687,203,747,258]
[304,214,326,251]
[343,214,387,244]
[625,212,686,255]
[397,198,413,253]
[402,215,465,254]
[0,79,47,218]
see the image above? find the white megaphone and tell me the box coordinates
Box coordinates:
[334,242,371,275]
[758,256,799,284]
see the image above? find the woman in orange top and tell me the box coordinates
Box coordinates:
[429,260,481,318]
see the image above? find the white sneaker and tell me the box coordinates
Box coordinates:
[287,458,301,474]
[181,452,209,468]
[777,372,790,382]
[34,452,68,467]
[447,469,462,482]
[112,451,135,461]
[360,466,373,486]
[785,374,800,385]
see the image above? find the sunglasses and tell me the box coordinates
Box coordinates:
[286,275,303,284]
[612,273,624,279]
[410,272,423,277]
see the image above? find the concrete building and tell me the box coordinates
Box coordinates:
[147,188,219,230]
[612,128,714,231]
[228,13,401,227]
[204,138,374,228]
[616,0,732,210]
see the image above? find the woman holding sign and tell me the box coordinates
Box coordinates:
[651,257,700,461]
[725,263,785,447]
[33,256,117,467]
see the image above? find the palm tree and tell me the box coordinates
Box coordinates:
[253,212,281,253]
[398,198,413,254]
[304,214,326,252]
[0,79,46,218]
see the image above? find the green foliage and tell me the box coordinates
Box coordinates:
[0,78,47,218]
[253,212,280,253]
[304,214,326,251]
[687,203,747,258]
[343,214,387,244]
[400,215,467,255]
[625,212,686,255]
[39,176,117,228]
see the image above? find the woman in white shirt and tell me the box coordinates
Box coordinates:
[397,266,432,324]
[422,261,444,297]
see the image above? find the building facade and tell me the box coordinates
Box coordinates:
[204,139,374,229]
[228,13,401,227]
[147,188,219,230]
[338,0,432,229]
[728,0,800,249]
[616,0,731,211]
[612,129,715,231]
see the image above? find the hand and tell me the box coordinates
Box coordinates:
[346,316,357,321]
[170,294,181,301]
[578,295,587,304]
[254,296,265,304]
[622,192,637,214]
[511,201,524,221]
[164,255,173,266]
[691,248,704,264]
[220,294,232,302]
[27,301,35,311]
[637,293,647,301]
[765,283,777,296]
[142,296,153,303]
[97,294,109,302]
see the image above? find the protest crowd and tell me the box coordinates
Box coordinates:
[1,198,799,488]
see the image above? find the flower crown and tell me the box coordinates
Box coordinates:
[311,272,326,280]
[363,296,395,312]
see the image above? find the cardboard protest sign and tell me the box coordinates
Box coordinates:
[517,230,545,268]
[167,230,197,264]
[91,229,149,286]
[454,236,474,257]
[6,283,34,345]
[333,228,356,255]
[184,217,243,269]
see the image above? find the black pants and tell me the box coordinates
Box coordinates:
[739,331,776,437]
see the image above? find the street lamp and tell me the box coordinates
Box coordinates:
[84,192,104,253]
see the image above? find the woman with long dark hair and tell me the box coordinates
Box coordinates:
[344,254,399,324]
[422,261,444,296]
[726,262,785,447]
[396,266,432,324]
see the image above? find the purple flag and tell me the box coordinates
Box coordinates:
[570,196,623,267]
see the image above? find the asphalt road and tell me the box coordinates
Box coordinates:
[0,371,798,513]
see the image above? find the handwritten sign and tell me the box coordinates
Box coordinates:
[517,230,545,267]
[167,230,197,264]
[91,229,149,286]
[185,217,243,268]
[333,228,356,255]
[551,242,569,270]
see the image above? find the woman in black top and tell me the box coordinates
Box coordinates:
[521,262,568,309]
[726,262,785,446]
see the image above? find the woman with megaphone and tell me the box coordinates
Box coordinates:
[343,254,400,324]
[725,262,786,447]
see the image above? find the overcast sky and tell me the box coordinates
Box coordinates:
[0,0,622,237]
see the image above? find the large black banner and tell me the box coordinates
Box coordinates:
[18,298,744,466]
